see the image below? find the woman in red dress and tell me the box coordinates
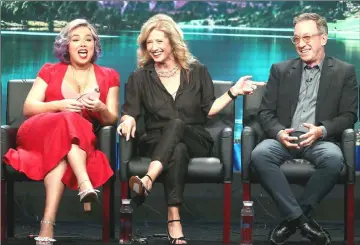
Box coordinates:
[3,19,120,244]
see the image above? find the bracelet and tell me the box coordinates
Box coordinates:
[227,90,237,100]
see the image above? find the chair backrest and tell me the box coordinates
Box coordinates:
[211,81,235,123]
[205,81,235,158]
[242,85,266,141]
[6,79,34,126]
[2,80,34,179]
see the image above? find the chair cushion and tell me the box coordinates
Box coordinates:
[127,157,224,183]
[3,164,31,181]
[250,159,348,185]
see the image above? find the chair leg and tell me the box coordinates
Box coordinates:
[121,181,129,200]
[223,182,231,244]
[102,181,111,243]
[6,181,14,238]
[1,180,6,241]
[344,184,354,245]
[120,181,131,242]
[242,182,251,201]
[109,179,115,239]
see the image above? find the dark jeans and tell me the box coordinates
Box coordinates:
[139,119,213,205]
[250,138,343,221]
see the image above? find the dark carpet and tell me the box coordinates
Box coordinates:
[2,221,360,245]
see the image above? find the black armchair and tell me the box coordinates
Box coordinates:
[241,86,356,245]
[120,81,235,244]
[1,79,116,242]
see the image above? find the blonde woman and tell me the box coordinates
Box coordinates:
[117,14,263,244]
[3,19,120,244]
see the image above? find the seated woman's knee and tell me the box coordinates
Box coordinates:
[164,118,185,131]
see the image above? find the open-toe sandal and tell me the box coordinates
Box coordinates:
[77,179,100,203]
[167,219,187,244]
[35,220,57,245]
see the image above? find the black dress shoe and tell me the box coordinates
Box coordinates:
[269,221,297,245]
[309,219,331,244]
[299,222,329,245]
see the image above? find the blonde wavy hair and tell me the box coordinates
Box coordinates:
[137,14,197,70]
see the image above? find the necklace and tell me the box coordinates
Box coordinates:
[155,64,179,78]
[70,65,91,94]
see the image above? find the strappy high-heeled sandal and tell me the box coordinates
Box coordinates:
[167,220,187,244]
[78,179,100,203]
[34,220,56,245]
[129,174,152,196]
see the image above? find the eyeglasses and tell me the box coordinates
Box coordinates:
[290,33,322,45]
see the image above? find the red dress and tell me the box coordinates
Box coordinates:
[3,62,120,190]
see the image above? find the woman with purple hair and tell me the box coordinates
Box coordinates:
[3,19,120,245]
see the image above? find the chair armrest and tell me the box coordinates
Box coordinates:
[1,125,17,156]
[241,126,257,183]
[340,128,356,184]
[220,127,233,182]
[97,126,117,172]
[119,136,136,181]
[1,125,18,179]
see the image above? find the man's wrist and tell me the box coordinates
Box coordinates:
[319,125,327,139]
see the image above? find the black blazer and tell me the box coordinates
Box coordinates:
[258,56,358,142]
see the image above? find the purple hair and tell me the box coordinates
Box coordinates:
[53,19,101,64]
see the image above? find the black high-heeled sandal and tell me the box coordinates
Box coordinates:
[129,174,152,196]
[167,220,187,244]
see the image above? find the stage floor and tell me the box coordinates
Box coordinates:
[4,174,360,245]
[3,239,360,245]
[2,221,360,245]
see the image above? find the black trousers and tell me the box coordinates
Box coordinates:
[139,119,213,205]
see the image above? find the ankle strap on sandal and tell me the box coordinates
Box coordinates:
[145,174,153,182]
[78,189,100,196]
[77,179,90,189]
[41,220,56,226]
[34,236,56,242]
[168,219,181,224]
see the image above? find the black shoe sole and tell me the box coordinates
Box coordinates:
[269,229,296,245]
[300,231,328,245]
